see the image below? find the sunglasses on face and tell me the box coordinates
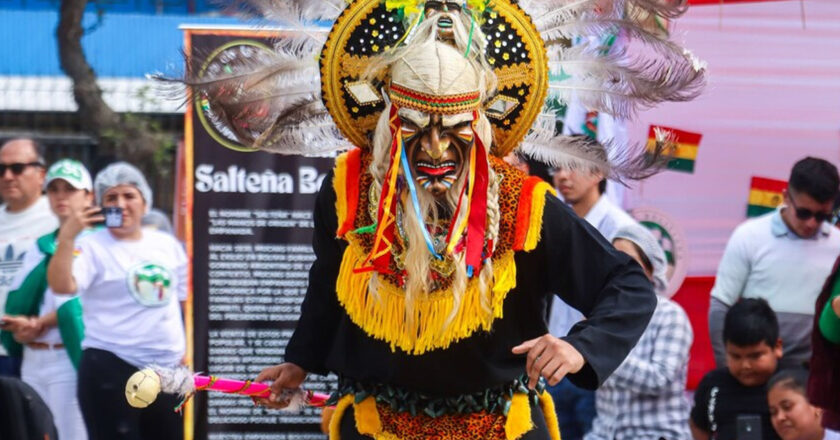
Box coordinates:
[0,162,44,176]
[788,194,833,223]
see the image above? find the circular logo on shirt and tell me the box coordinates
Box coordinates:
[126,262,174,307]
[631,207,688,298]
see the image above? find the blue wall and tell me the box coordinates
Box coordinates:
[1,10,245,77]
[0,0,222,14]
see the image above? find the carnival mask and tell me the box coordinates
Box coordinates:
[400,108,474,201]
[423,1,463,40]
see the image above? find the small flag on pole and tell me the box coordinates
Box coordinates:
[646,125,702,173]
[747,176,787,218]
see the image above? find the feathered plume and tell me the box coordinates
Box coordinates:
[547,41,705,119]
[520,0,705,119]
[513,0,701,182]
[183,35,350,155]
[221,0,347,27]
[523,0,688,30]
[520,131,675,183]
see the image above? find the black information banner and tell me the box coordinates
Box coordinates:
[186,29,334,440]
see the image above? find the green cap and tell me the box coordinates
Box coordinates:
[45,159,92,191]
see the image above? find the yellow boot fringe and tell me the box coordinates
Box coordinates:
[524,182,555,252]
[337,238,518,355]
[329,395,355,440]
[504,393,534,440]
[355,396,383,436]
[539,391,562,440]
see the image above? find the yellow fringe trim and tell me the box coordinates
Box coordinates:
[539,391,562,440]
[321,407,336,434]
[329,395,355,440]
[334,152,350,232]
[524,182,555,252]
[504,393,534,440]
[337,237,518,355]
[355,396,383,436]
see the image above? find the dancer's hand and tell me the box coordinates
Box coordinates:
[832,296,840,318]
[512,333,585,389]
[253,362,307,409]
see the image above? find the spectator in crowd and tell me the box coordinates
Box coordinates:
[769,369,840,440]
[691,298,783,440]
[1,159,91,440]
[709,157,840,369]
[807,259,840,430]
[546,136,637,440]
[47,162,186,440]
[0,138,58,376]
[142,208,174,234]
[586,223,693,440]
[552,138,636,241]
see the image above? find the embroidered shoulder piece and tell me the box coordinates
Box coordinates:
[331,150,555,355]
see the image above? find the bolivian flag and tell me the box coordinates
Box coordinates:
[646,125,702,173]
[747,177,787,218]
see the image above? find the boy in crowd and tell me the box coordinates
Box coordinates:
[691,298,783,440]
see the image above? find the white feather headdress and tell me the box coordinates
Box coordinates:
[183,0,704,180]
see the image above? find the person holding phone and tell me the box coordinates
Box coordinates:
[47,162,187,440]
[1,159,92,440]
[690,299,783,440]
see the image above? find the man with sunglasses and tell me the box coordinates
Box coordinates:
[0,138,58,377]
[709,157,840,370]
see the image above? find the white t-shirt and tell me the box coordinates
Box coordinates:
[584,196,638,242]
[71,228,187,368]
[0,197,59,355]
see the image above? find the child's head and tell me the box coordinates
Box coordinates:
[722,298,782,386]
[767,369,824,440]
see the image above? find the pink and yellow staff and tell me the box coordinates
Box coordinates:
[125,365,329,411]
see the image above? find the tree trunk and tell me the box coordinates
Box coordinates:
[56,0,171,169]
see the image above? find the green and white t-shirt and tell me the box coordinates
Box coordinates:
[0,197,58,356]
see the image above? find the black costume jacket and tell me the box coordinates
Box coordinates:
[286,157,656,398]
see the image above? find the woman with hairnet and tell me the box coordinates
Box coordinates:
[585,223,694,440]
[47,162,186,440]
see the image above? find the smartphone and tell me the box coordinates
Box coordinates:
[103,206,124,228]
[736,414,763,440]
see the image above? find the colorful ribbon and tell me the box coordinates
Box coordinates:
[400,142,444,260]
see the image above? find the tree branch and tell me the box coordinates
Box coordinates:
[57,0,172,166]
